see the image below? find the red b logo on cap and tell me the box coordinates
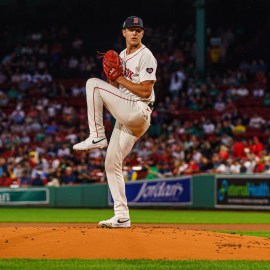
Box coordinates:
[133,17,139,23]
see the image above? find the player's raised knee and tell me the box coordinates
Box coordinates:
[86,78,100,89]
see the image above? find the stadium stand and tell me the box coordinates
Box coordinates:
[1,1,270,186]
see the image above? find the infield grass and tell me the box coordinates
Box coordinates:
[0,259,270,270]
[215,231,270,238]
[0,208,269,224]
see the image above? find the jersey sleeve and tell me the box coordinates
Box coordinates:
[139,52,157,83]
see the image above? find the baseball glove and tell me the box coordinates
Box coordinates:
[100,50,123,81]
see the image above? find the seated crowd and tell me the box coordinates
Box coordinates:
[0,23,270,187]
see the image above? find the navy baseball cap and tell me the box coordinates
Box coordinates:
[123,16,144,29]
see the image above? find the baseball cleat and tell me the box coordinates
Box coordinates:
[98,216,131,228]
[73,136,108,151]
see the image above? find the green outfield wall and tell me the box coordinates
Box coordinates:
[0,175,216,208]
[192,174,215,208]
[47,175,216,208]
[0,184,108,208]
[48,184,109,208]
[1,174,269,209]
[49,183,108,208]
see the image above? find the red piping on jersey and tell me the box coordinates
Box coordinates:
[94,87,138,102]
[125,46,146,62]
[93,87,98,137]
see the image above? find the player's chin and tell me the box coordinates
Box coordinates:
[130,40,139,46]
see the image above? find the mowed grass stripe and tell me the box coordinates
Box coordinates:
[0,208,270,224]
[0,259,270,270]
[214,231,270,238]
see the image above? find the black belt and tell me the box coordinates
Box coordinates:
[148,102,154,110]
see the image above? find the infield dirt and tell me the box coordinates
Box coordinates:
[0,223,270,260]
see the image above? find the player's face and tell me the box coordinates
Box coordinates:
[122,27,144,47]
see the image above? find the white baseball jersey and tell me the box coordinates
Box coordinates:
[119,44,157,103]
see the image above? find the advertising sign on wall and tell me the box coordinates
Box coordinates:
[0,188,49,205]
[216,175,270,209]
[109,177,192,206]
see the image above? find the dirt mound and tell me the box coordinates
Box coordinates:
[1,223,270,260]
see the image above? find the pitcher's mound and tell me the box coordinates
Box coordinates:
[1,223,270,260]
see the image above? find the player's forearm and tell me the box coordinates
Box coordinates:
[108,80,119,88]
[116,76,152,98]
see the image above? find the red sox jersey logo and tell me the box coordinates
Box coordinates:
[125,68,134,80]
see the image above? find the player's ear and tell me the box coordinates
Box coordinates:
[122,29,126,37]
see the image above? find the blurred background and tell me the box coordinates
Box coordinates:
[1,0,270,188]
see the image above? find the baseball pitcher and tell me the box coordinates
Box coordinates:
[73,16,157,228]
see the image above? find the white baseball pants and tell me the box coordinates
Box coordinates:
[85,78,152,218]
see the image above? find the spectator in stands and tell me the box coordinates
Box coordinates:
[200,140,214,159]
[62,166,77,185]
[71,84,82,96]
[0,158,7,178]
[145,162,164,180]
[7,86,21,100]
[41,70,53,83]
[75,164,93,183]
[202,118,215,134]
[46,170,61,187]
[214,95,226,112]
[19,71,32,92]
[208,83,221,98]
[124,165,138,181]
[0,70,7,83]
[219,120,233,136]
[262,92,270,107]
[172,160,188,176]
[227,158,241,174]
[88,158,105,182]
[214,160,228,174]
[184,159,200,175]
[233,139,246,158]
[243,152,257,173]
[20,131,31,144]
[65,130,78,144]
[10,108,25,124]
[169,65,186,100]
[248,113,266,129]
[232,119,246,134]
[0,171,13,187]
[72,36,84,51]
[250,136,263,155]
[2,18,270,186]
[254,158,264,173]
[47,102,59,118]
[262,159,270,174]
[32,172,45,186]
[12,162,24,179]
[191,148,203,163]
[218,145,229,160]
[252,84,264,97]
[45,121,59,135]
[159,161,173,178]
[235,84,249,97]
[199,156,214,172]
[18,170,32,187]
[57,143,71,157]
[171,143,185,161]
[220,133,233,147]
[0,90,9,107]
